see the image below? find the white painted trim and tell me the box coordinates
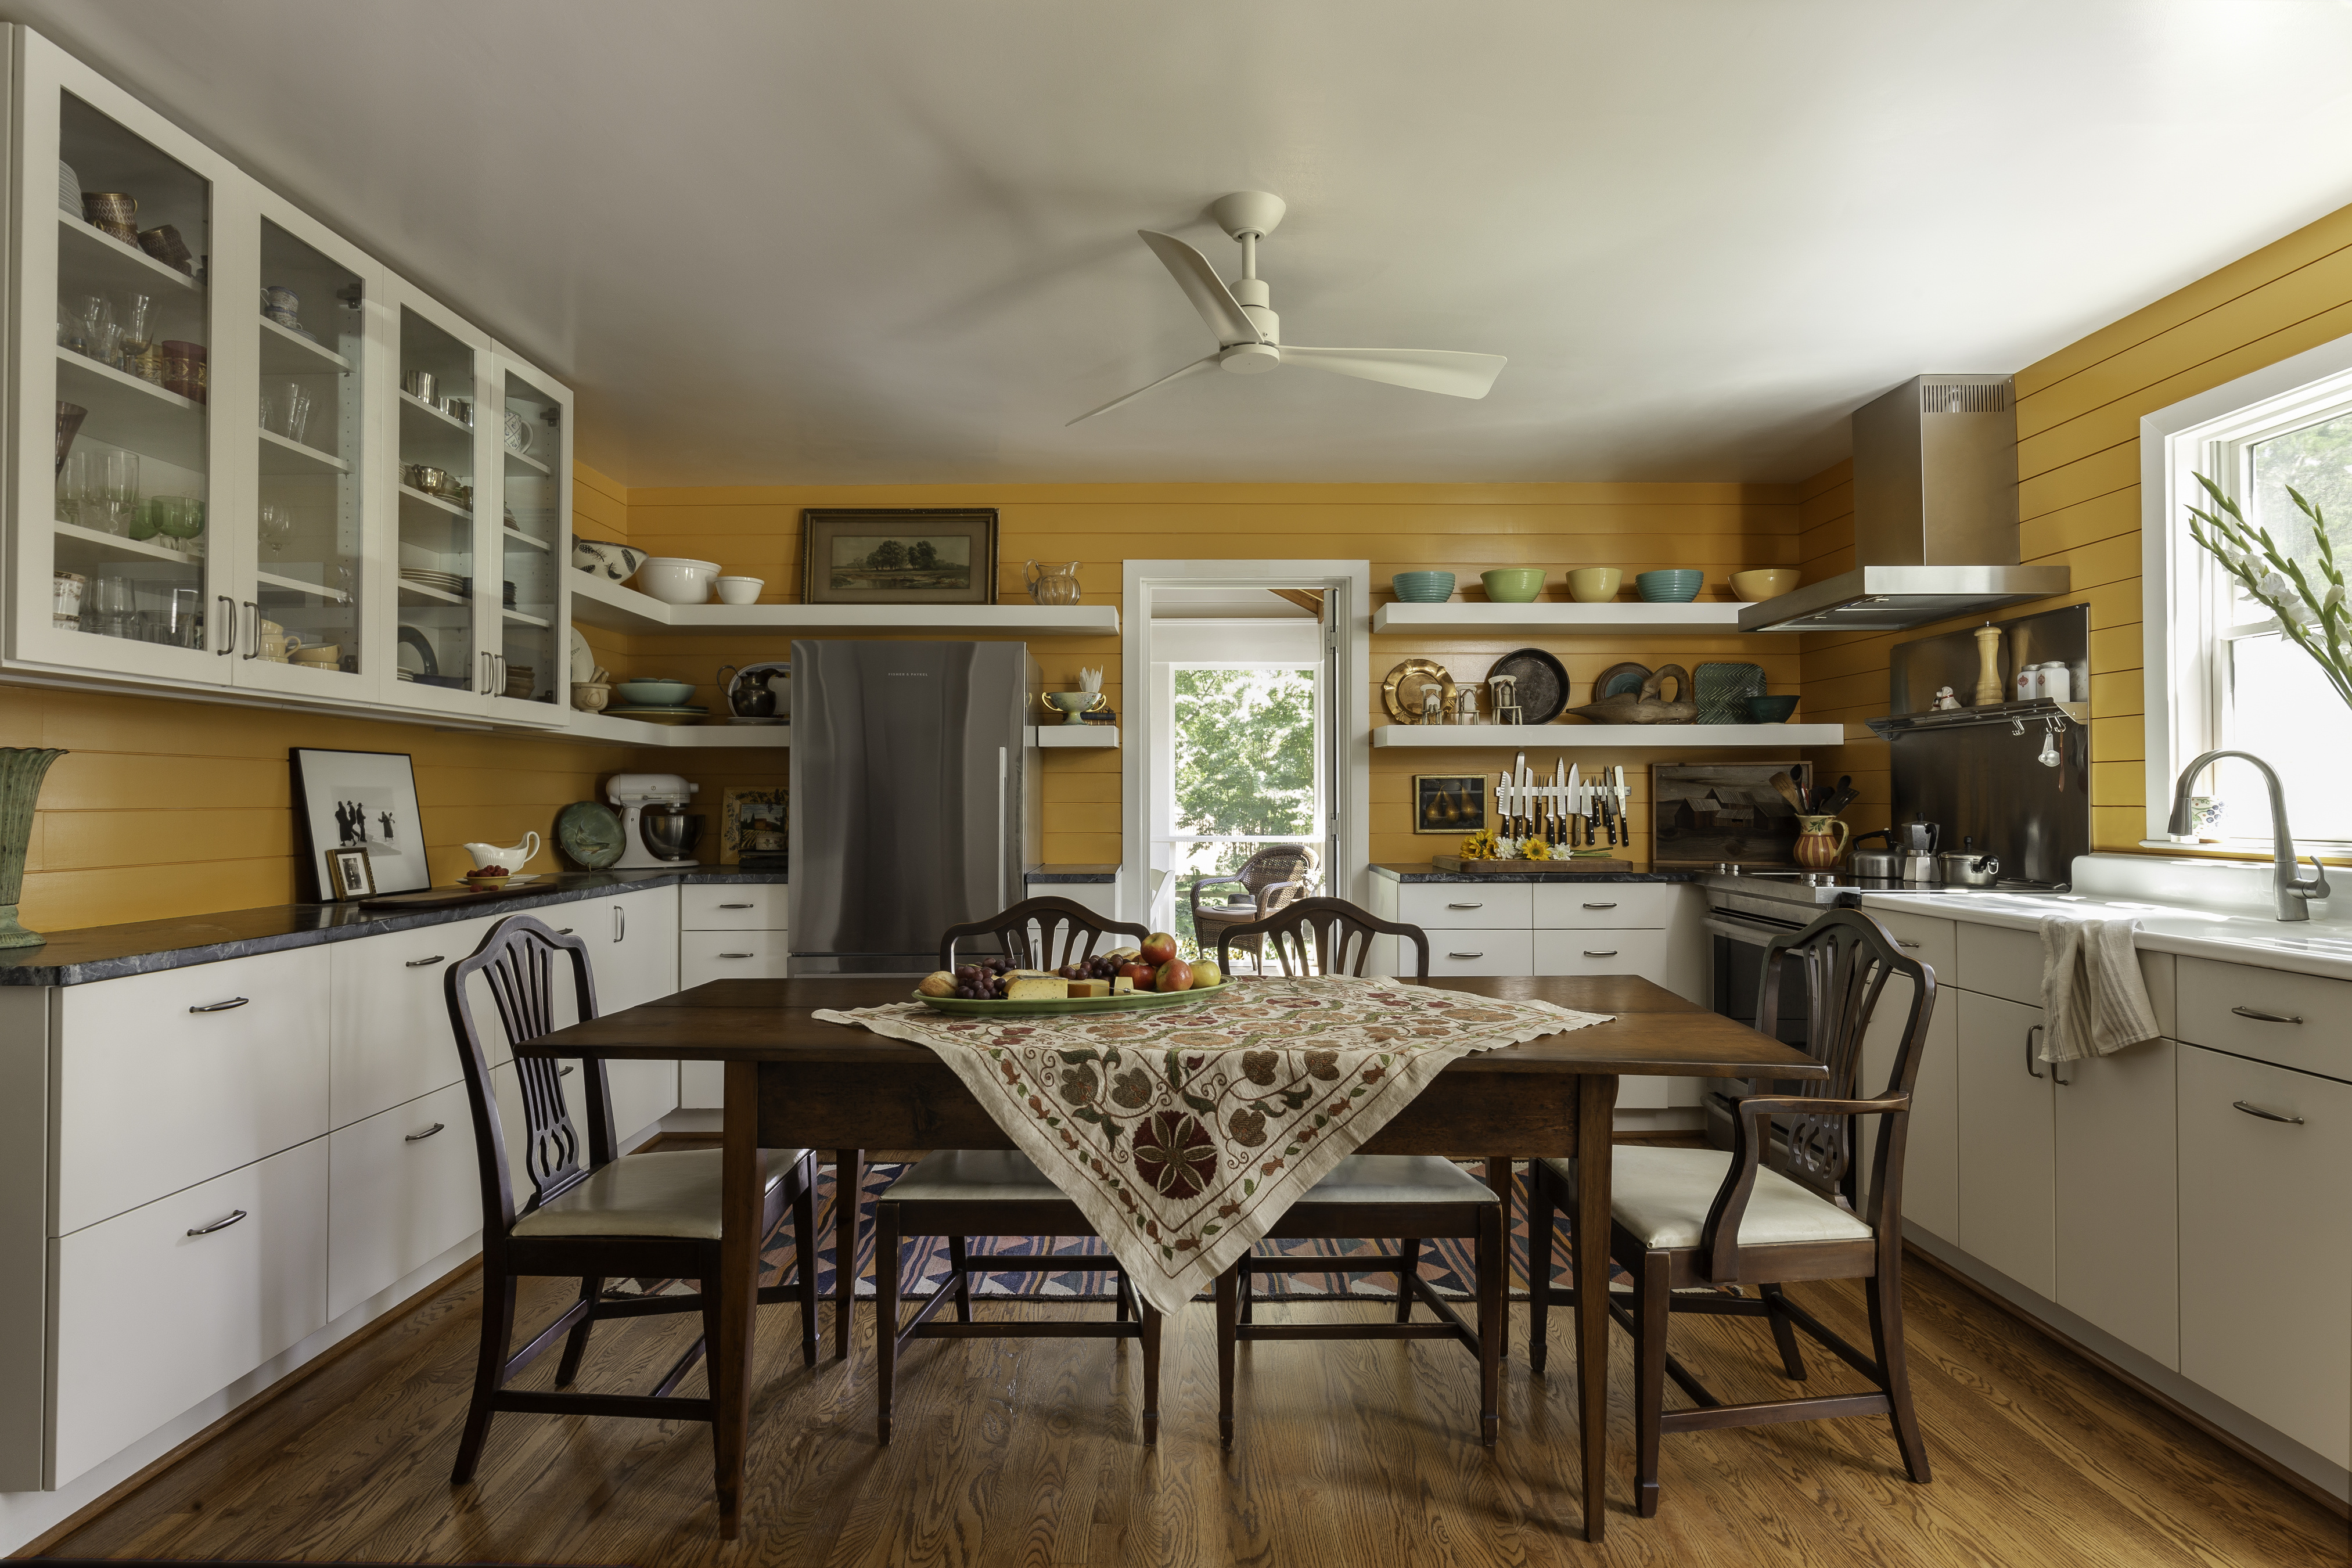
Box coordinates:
[1120,560,1371,928]
[2141,325,2352,843]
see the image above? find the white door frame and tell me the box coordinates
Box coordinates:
[1120,559,1372,927]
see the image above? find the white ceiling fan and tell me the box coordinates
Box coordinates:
[1069,191,1507,424]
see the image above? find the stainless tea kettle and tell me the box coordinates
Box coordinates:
[1893,819,1941,883]
[1848,829,1900,880]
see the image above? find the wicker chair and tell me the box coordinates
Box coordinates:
[1189,843,1319,972]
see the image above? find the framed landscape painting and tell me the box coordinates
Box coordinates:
[801,508,998,606]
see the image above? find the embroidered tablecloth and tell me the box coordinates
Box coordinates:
[814,975,1610,1314]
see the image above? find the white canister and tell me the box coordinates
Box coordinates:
[2041,661,2072,701]
[2015,666,2038,702]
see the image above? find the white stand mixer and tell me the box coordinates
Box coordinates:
[607,772,699,868]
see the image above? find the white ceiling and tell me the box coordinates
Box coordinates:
[23,1,2352,485]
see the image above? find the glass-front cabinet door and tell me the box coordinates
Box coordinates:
[231,201,378,700]
[377,278,488,718]
[488,346,571,726]
[10,38,234,681]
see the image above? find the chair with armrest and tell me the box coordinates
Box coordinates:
[1527,905,1937,1516]
[443,914,820,1486]
[1191,843,1319,971]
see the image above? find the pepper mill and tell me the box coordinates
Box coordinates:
[1972,623,2004,706]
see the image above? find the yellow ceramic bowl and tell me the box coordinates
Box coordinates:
[1566,567,1621,603]
[1731,569,1800,602]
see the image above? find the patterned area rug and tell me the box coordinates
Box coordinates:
[758,1159,1628,1303]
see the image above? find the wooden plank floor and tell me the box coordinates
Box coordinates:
[34,1245,2346,1566]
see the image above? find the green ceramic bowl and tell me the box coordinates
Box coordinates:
[1480,568,1545,603]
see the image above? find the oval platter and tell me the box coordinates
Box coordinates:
[1488,646,1571,724]
[915,984,1225,1017]
[556,799,627,869]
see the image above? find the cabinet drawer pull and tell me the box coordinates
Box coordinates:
[718,951,755,959]
[1581,901,1617,910]
[188,997,250,1013]
[719,902,755,909]
[405,1122,446,1142]
[186,1209,247,1237]
[405,954,447,968]
[2229,1006,2303,1024]
[1445,901,1484,910]
[1897,940,1922,950]
[1583,949,1619,958]
[1447,951,1485,959]
[559,1065,576,1077]
[2232,1100,2306,1125]
[2025,1024,2045,1080]
[555,927,574,936]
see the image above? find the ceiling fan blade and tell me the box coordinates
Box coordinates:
[1137,231,1264,346]
[1066,354,1221,425]
[1278,346,1506,399]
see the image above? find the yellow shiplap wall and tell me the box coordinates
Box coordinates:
[1794,198,2352,856]
[6,462,670,930]
[618,481,1807,868]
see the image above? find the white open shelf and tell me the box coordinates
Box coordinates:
[257,315,350,374]
[398,483,471,519]
[502,607,549,628]
[1373,601,1761,637]
[53,518,203,566]
[56,348,204,470]
[256,567,349,603]
[504,444,549,476]
[1028,724,1119,748]
[397,388,473,435]
[568,567,1121,636]
[57,212,202,293]
[501,526,549,551]
[258,427,348,476]
[566,710,792,748]
[397,577,465,607]
[1372,722,1844,749]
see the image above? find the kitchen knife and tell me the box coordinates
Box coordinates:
[1613,765,1629,847]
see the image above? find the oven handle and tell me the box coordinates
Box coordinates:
[1703,915,1794,946]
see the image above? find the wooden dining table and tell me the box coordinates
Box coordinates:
[521,972,1825,1542]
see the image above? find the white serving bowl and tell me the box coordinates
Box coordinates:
[633,556,720,605]
[713,574,764,605]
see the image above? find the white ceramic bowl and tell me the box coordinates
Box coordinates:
[714,574,764,605]
[633,556,720,605]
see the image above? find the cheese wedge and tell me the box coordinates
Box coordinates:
[1067,979,1111,998]
[1110,976,1135,994]
[1006,975,1070,1002]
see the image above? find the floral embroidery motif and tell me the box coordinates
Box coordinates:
[1109,1067,1155,1109]
[1240,1049,1280,1085]
[1133,1112,1217,1198]
[1227,1107,1267,1147]
[1304,1048,1340,1080]
[1058,1065,1099,1106]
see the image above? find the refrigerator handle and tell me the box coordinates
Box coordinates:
[997,746,1009,911]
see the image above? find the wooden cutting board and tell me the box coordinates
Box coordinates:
[1429,856,1635,877]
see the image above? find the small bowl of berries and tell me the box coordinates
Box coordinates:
[463,864,512,890]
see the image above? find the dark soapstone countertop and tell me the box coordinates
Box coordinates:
[0,868,788,987]
[1023,864,1120,884]
[1369,862,1700,884]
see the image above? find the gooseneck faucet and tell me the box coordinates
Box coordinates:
[2168,750,2332,920]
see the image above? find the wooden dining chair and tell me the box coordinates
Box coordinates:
[1209,898,1506,1448]
[442,914,821,1485]
[873,897,1165,1447]
[1526,907,1937,1516]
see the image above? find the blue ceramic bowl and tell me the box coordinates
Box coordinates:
[1744,695,1801,724]
[1635,569,1704,602]
[1390,571,1456,603]
[616,677,696,706]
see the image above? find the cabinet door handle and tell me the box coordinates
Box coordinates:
[1448,951,1485,959]
[555,927,574,936]
[2232,1100,2306,1125]
[1445,902,1484,910]
[2230,1006,2303,1024]
[1897,940,1922,950]
[240,601,260,660]
[480,652,494,693]
[405,1122,446,1142]
[2025,1024,2045,1080]
[616,905,627,941]
[718,951,754,959]
[1583,949,1619,958]
[188,996,250,1013]
[720,902,754,909]
[1581,901,1618,910]
[186,1209,247,1237]
[215,595,236,655]
[559,1065,576,1077]
[405,954,446,968]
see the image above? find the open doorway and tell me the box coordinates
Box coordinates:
[1119,561,1371,951]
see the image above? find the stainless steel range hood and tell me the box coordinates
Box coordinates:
[1740,374,2069,632]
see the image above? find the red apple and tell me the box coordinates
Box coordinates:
[1155,958,1193,992]
[1118,962,1157,988]
[1139,931,1178,966]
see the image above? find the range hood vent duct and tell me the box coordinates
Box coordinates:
[1740,372,2067,632]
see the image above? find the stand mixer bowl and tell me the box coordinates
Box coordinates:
[641,805,703,862]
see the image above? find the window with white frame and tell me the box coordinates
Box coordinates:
[2147,340,2352,846]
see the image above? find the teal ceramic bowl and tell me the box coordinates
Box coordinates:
[1635,569,1704,602]
[1391,571,1456,603]
[1480,567,1545,603]
[616,677,695,706]
[1744,695,1801,724]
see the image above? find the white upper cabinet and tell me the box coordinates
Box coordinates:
[485,342,571,726]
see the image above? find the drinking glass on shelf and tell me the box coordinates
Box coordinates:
[118,293,158,379]
[85,571,135,639]
[156,496,204,540]
[70,296,112,364]
[99,449,139,536]
[275,380,314,444]
[258,502,292,554]
[56,448,94,526]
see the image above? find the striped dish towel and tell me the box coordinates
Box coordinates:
[2038,915,2160,1062]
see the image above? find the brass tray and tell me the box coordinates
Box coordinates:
[1382,659,1456,724]
[914,984,1224,1017]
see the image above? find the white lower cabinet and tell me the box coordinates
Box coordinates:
[2177,1045,2352,1470]
[49,1138,329,1488]
[682,929,792,986]
[329,913,501,1128]
[1955,990,2057,1299]
[1860,969,1958,1242]
[326,1081,483,1319]
[680,883,787,1110]
[551,890,679,1132]
[1426,929,1533,977]
[2053,1038,2179,1369]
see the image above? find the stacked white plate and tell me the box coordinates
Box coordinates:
[400,568,466,594]
[58,160,80,217]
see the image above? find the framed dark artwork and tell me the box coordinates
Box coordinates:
[1413,774,1488,835]
[292,749,429,898]
[801,508,998,606]
[324,846,376,901]
[1650,761,1812,868]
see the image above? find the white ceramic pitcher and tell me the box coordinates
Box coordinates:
[462,832,540,871]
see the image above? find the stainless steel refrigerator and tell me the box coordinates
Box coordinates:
[788,639,1039,974]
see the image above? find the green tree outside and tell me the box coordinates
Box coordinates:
[1168,666,1319,950]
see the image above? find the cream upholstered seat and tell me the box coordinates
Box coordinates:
[882,1148,1059,1203]
[1294,1154,1497,1206]
[511,1147,803,1241]
[1541,1147,1873,1251]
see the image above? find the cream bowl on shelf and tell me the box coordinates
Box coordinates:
[632,556,721,605]
[713,574,764,605]
[1565,567,1620,603]
[1731,569,1800,602]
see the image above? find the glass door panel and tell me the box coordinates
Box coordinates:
[49,89,217,670]
[246,217,364,688]
[395,306,477,700]
[494,364,563,714]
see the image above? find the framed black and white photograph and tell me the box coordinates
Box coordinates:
[1413,774,1488,834]
[292,749,428,899]
[324,846,376,901]
[801,508,998,606]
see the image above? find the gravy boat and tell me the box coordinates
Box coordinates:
[463,832,540,871]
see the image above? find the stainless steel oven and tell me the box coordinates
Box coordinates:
[1701,893,1822,1149]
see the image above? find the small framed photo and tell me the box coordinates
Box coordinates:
[801,508,998,606]
[720,786,787,865]
[1413,774,1488,835]
[324,846,376,901]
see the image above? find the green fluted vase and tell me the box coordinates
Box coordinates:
[0,747,67,948]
